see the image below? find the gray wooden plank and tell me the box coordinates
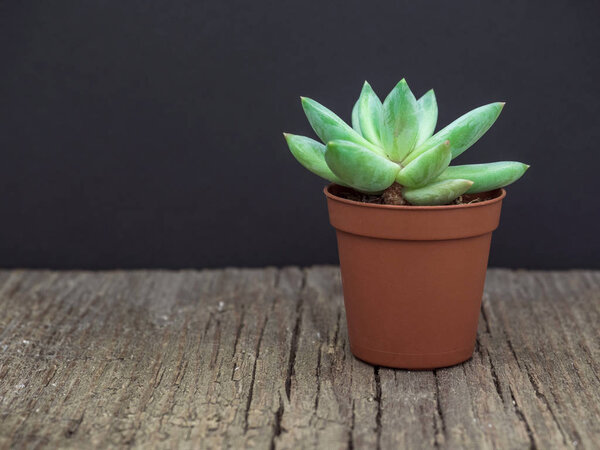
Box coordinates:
[0,268,598,449]
[483,269,600,449]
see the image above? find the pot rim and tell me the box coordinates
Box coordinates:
[324,184,506,211]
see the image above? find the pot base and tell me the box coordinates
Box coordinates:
[350,343,475,370]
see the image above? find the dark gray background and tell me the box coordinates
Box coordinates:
[1,1,599,269]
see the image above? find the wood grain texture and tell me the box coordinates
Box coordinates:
[0,268,598,449]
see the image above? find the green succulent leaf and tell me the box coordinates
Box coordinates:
[381,79,419,162]
[403,179,474,206]
[351,100,362,134]
[325,140,400,193]
[356,81,384,146]
[404,102,505,164]
[415,89,438,147]
[436,161,529,193]
[283,133,349,186]
[396,140,451,188]
[301,97,385,156]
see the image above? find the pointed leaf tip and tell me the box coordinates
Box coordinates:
[413,89,439,149]
[300,95,385,155]
[356,81,384,146]
[396,78,408,88]
[407,102,506,162]
[381,79,419,162]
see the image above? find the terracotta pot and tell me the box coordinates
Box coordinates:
[324,184,506,369]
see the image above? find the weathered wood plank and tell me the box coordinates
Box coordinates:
[0,268,598,449]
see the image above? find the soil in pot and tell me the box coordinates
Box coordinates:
[335,183,502,206]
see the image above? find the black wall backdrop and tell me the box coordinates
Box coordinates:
[1,1,599,269]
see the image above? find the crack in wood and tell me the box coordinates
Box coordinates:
[524,366,569,446]
[285,287,304,402]
[433,370,446,448]
[231,305,246,363]
[506,338,521,369]
[374,367,382,450]
[202,312,215,340]
[332,308,342,347]
[270,391,284,450]
[314,349,322,414]
[487,348,505,404]
[509,386,536,449]
[347,399,355,450]
[243,314,268,434]
[481,303,492,335]
[208,319,221,369]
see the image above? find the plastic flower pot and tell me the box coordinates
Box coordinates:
[324,184,506,369]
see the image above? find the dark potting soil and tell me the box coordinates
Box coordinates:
[333,183,502,206]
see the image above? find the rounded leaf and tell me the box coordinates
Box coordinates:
[284,133,349,185]
[436,161,529,193]
[402,179,473,205]
[325,140,400,193]
[396,140,451,188]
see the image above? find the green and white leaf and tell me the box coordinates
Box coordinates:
[403,179,473,206]
[396,140,451,188]
[436,161,529,193]
[284,134,349,185]
[381,79,419,162]
[325,140,400,193]
[356,81,384,146]
[404,102,504,164]
[301,97,385,156]
[415,89,438,147]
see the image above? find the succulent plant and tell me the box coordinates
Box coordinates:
[284,79,529,205]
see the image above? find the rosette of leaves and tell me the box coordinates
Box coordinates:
[284,79,528,205]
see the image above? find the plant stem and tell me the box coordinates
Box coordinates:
[381,183,408,205]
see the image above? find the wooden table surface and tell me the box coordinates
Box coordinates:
[0,268,598,449]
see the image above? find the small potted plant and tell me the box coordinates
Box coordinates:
[284,79,528,369]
